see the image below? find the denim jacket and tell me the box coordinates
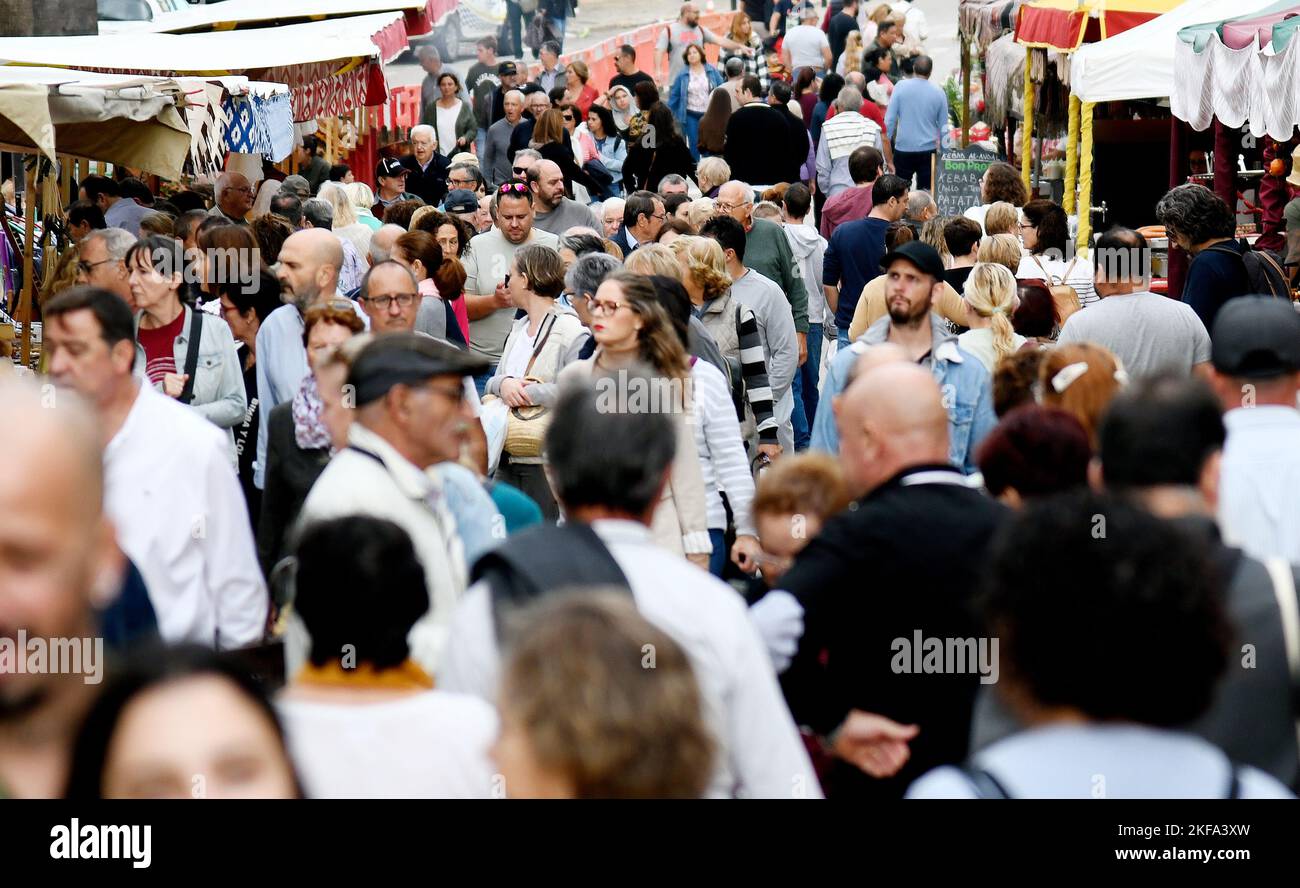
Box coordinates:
[669,65,723,121]
[810,312,996,473]
[135,303,247,452]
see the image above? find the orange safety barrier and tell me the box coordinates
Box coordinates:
[521,9,738,94]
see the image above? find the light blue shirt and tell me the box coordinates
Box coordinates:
[435,462,503,567]
[1219,405,1300,564]
[884,76,949,154]
[253,304,309,490]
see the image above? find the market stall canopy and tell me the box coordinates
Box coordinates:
[100,0,455,39]
[1015,0,1183,51]
[1071,0,1279,102]
[1172,0,1300,137]
[0,12,406,121]
[0,67,190,178]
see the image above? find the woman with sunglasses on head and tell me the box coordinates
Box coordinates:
[127,235,246,455]
[483,244,585,520]
[584,104,626,196]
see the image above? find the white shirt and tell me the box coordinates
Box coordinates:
[691,360,756,535]
[957,327,1027,373]
[292,423,468,677]
[439,519,821,799]
[104,383,267,647]
[278,691,498,799]
[499,319,542,380]
[908,723,1293,799]
[1017,252,1098,307]
[1219,405,1300,564]
[436,101,463,157]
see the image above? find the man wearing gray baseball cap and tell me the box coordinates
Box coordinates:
[1209,296,1300,565]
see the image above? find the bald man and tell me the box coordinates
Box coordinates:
[0,380,121,797]
[211,171,254,225]
[255,228,362,489]
[368,223,406,266]
[773,360,1009,800]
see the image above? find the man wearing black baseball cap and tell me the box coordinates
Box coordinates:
[296,332,489,676]
[1209,296,1300,565]
[372,157,419,219]
[811,239,997,474]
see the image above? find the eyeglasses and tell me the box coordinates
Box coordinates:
[714,201,748,214]
[590,299,633,317]
[498,182,529,195]
[359,292,417,310]
[77,258,116,274]
[419,381,467,402]
[1018,222,1036,230]
[449,177,476,187]
[562,114,575,121]
[649,211,667,221]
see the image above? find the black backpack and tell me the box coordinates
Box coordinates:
[470,522,631,641]
[1208,240,1291,301]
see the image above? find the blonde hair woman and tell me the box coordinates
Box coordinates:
[670,236,781,457]
[346,181,381,231]
[696,157,730,198]
[977,233,1024,275]
[624,243,683,279]
[318,181,371,261]
[983,201,1019,236]
[685,198,717,230]
[837,31,864,76]
[958,263,1026,372]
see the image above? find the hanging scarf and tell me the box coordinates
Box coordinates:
[292,373,332,451]
[294,659,434,690]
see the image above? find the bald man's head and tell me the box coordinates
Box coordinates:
[276,228,343,312]
[848,341,910,387]
[0,380,117,715]
[837,362,950,496]
[369,224,405,265]
[530,159,567,211]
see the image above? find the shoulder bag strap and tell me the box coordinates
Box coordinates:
[522,312,559,378]
[177,307,203,405]
[959,765,1013,799]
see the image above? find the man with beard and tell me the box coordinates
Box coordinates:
[811,240,996,473]
[253,229,365,489]
[0,380,122,797]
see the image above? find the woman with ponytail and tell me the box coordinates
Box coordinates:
[958,262,1026,372]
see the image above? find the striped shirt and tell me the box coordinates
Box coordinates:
[695,293,778,445]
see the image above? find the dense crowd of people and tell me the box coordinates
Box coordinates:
[1,0,1299,802]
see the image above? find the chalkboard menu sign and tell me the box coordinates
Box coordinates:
[934,147,1000,218]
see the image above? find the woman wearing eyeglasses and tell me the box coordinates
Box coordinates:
[557,271,711,569]
[127,235,246,456]
[483,244,585,521]
[257,301,366,575]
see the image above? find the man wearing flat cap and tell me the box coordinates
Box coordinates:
[293,333,489,677]
[1208,296,1300,565]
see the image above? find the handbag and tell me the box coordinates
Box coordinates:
[502,314,559,458]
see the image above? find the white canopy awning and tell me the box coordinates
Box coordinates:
[100,0,445,35]
[0,12,406,72]
[1070,0,1279,103]
[0,67,191,177]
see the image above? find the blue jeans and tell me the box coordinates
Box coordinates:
[708,528,726,578]
[893,148,936,190]
[472,364,497,399]
[683,110,704,161]
[837,324,851,349]
[791,322,822,450]
[551,15,567,51]
[475,127,488,160]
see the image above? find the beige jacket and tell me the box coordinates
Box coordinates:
[847,277,967,340]
[558,357,712,558]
